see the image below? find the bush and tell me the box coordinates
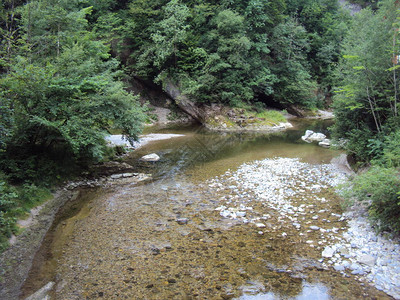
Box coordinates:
[344,167,400,235]
[0,178,51,252]
[377,130,400,168]
[0,180,18,252]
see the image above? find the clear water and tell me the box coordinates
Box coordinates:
[21,121,391,300]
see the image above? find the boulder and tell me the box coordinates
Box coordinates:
[301,130,327,143]
[301,130,314,141]
[140,153,160,162]
[308,132,326,142]
[318,139,331,148]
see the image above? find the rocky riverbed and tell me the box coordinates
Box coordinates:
[205,157,400,299]
[20,155,398,300]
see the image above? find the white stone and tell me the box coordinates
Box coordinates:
[122,173,134,178]
[359,254,376,267]
[322,246,335,258]
[319,139,331,148]
[310,225,320,231]
[236,211,246,217]
[110,174,123,179]
[140,153,160,162]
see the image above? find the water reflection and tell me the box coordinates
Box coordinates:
[127,120,339,181]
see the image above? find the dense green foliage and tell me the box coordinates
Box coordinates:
[0,0,145,249]
[333,0,400,234]
[343,167,400,234]
[121,0,349,108]
[0,0,146,183]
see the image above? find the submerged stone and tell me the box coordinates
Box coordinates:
[176,218,189,225]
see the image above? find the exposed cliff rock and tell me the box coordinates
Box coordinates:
[164,80,206,122]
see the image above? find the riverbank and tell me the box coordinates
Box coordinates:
[0,133,186,300]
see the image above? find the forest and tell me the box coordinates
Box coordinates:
[0,0,400,251]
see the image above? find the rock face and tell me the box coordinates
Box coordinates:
[164,80,205,122]
[140,153,160,162]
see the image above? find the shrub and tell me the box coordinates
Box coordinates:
[0,180,18,252]
[379,130,400,168]
[344,167,400,235]
[0,178,51,252]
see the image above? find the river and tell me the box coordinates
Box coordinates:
[20,120,392,299]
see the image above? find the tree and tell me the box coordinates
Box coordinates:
[332,0,400,161]
[0,0,146,182]
[270,18,318,107]
[136,0,190,75]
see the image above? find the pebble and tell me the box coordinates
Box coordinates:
[322,246,335,258]
[176,218,189,225]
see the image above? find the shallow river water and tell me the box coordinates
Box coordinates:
[21,120,392,299]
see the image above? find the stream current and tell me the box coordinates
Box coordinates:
[21,120,392,299]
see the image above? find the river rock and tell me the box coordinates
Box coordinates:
[333,263,345,272]
[236,211,246,217]
[310,225,320,231]
[358,254,376,267]
[176,218,189,225]
[122,173,135,178]
[140,153,160,162]
[301,130,314,141]
[322,246,335,258]
[319,139,331,148]
[25,282,55,300]
[111,174,123,179]
[301,130,326,143]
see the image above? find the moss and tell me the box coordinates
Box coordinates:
[241,109,287,126]
[206,115,236,129]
